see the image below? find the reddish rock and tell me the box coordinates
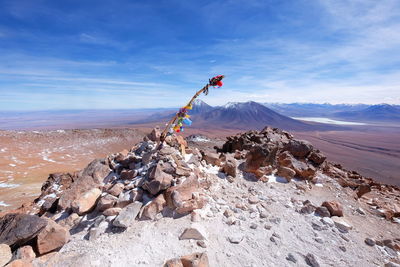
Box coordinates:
[0,214,47,249]
[181,252,209,267]
[141,194,167,220]
[120,169,137,180]
[201,151,221,166]
[5,259,33,267]
[108,183,124,197]
[322,201,344,217]
[36,220,70,255]
[164,258,184,267]
[71,188,102,215]
[103,207,122,216]
[284,139,313,158]
[245,146,271,173]
[356,184,371,198]
[221,159,237,178]
[147,127,161,142]
[308,150,326,165]
[277,166,296,181]
[143,161,174,195]
[14,246,36,261]
[96,195,118,212]
[176,135,188,148]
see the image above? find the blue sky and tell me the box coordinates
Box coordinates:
[1,0,400,110]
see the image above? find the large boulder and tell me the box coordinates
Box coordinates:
[277,166,296,181]
[143,161,174,195]
[0,214,47,249]
[95,194,118,212]
[278,151,316,179]
[308,150,326,165]
[284,140,313,158]
[71,188,102,215]
[221,159,237,178]
[201,151,221,166]
[36,220,70,255]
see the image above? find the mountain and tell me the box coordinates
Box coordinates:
[264,103,370,117]
[333,104,400,122]
[193,101,330,131]
[190,99,214,114]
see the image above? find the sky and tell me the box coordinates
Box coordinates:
[0,0,400,110]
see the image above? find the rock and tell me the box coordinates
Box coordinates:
[286,253,297,263]
[201,151,221,166]
[356,207,366,215]
[113,201,143,228]
[13,246,36,262]
[120,169,137,180]
[250,223,258,229]
[321,217,334,227]
[221,159,237,178]
[197,240,207,248]
[71,188,102,215]
[385,262,400,267]
[248,196,259,204]
[88,221,108,241]
[264,224,272,230]
[245,146,272,176]
[96,194,118,212]
[339,246,346,252]
[322,201,343,217]
[5,259,33,267]
[191,211,201,222]
[356,184,371,198]
[228,234,243,244]
[277,166,296,181]
[141,194,166,220]
[107,183,124,197]
[179,225,207,240]
[365,238,375,246]
[305,253,320,267]
[164,258,184,267]
[308,150,326,165]
[300,203,316,214]
[143,161,174,195]
[0,244,12,266]
[103,208,122,216]
[58,213,80,229]
[332,217,352,233]
[181,252,209,267]
[36,220,70,255]
[148,127,161,142]
[315,206,331,217]
[284,139,313,158]
[0,214,47,249]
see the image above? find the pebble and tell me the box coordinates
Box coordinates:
[364,237,376,246]
[286,253,297,263]
[340,234,350,242]
[385,262,400,267]
[250,223,258,229]
[269,217,281,225]
[197,240,207,248]
[305,253,320,267]
[250,212,258,219]
[339,246,346,252]
[226,216,237,226]
[223,209,234,218]
[356,207,366,215]
[228,234,244,244]
[315,237,324,244]
[321,217,334,227]
[264,224,272,230]
[311,221,325,231]
[259,210,269,219]
[248,196,260,204]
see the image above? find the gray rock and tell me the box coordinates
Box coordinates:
[332,217,352,233]
[264,224,272,230]
[339,246,346,252]
[311,221,325,231]
[315,237,324,244]
[385,262,400,267]
[305,253,320,267]
[228,234,244,244]
[384,246,398,257]
[197,240,207,248]
[113,201,143,228]
[286,253,297,263]
[365,237,375,246]
[356,207,366,215]
[179,225,207,240]
[321,217,334,227]
[250,223,258,229]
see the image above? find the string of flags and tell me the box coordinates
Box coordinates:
[160,75,225,143]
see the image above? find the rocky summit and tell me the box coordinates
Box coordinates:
[0,126,399,266]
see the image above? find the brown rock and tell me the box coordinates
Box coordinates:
[108,183,124,197]
[179,225,207,240]
[140,194,166,220]
[221,159,237,178]
[14,246,36,261]
[181,252,209,267]
[96,194,118,212]
[356,184,371,198]
[102,208,122,216]
[36,220,69,255]
[0,244,12,266]
[0,214,47,249]
[201,151,221,166]
[284,139,313,158]
[5,259,33,267]
[277,166,296,181]
[71,188,102,215]
[120,169,137,180]
[176,135,188,148]
[164,258,184,267]
[245,146,270,173]
[148,127,161,142]
[322,201,344,217]
[58,213,80,229]
[143,161,174,195]
[308,150,326,165]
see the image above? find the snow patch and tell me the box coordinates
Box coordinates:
[0,182,20,188]
[0,201,10,207]
[291,117,367,125]
[267,174,289,184]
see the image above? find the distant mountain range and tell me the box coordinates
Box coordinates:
[133,100,340,131]
[264,103,400,122]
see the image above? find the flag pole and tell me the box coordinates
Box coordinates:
[159,75,225,145]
